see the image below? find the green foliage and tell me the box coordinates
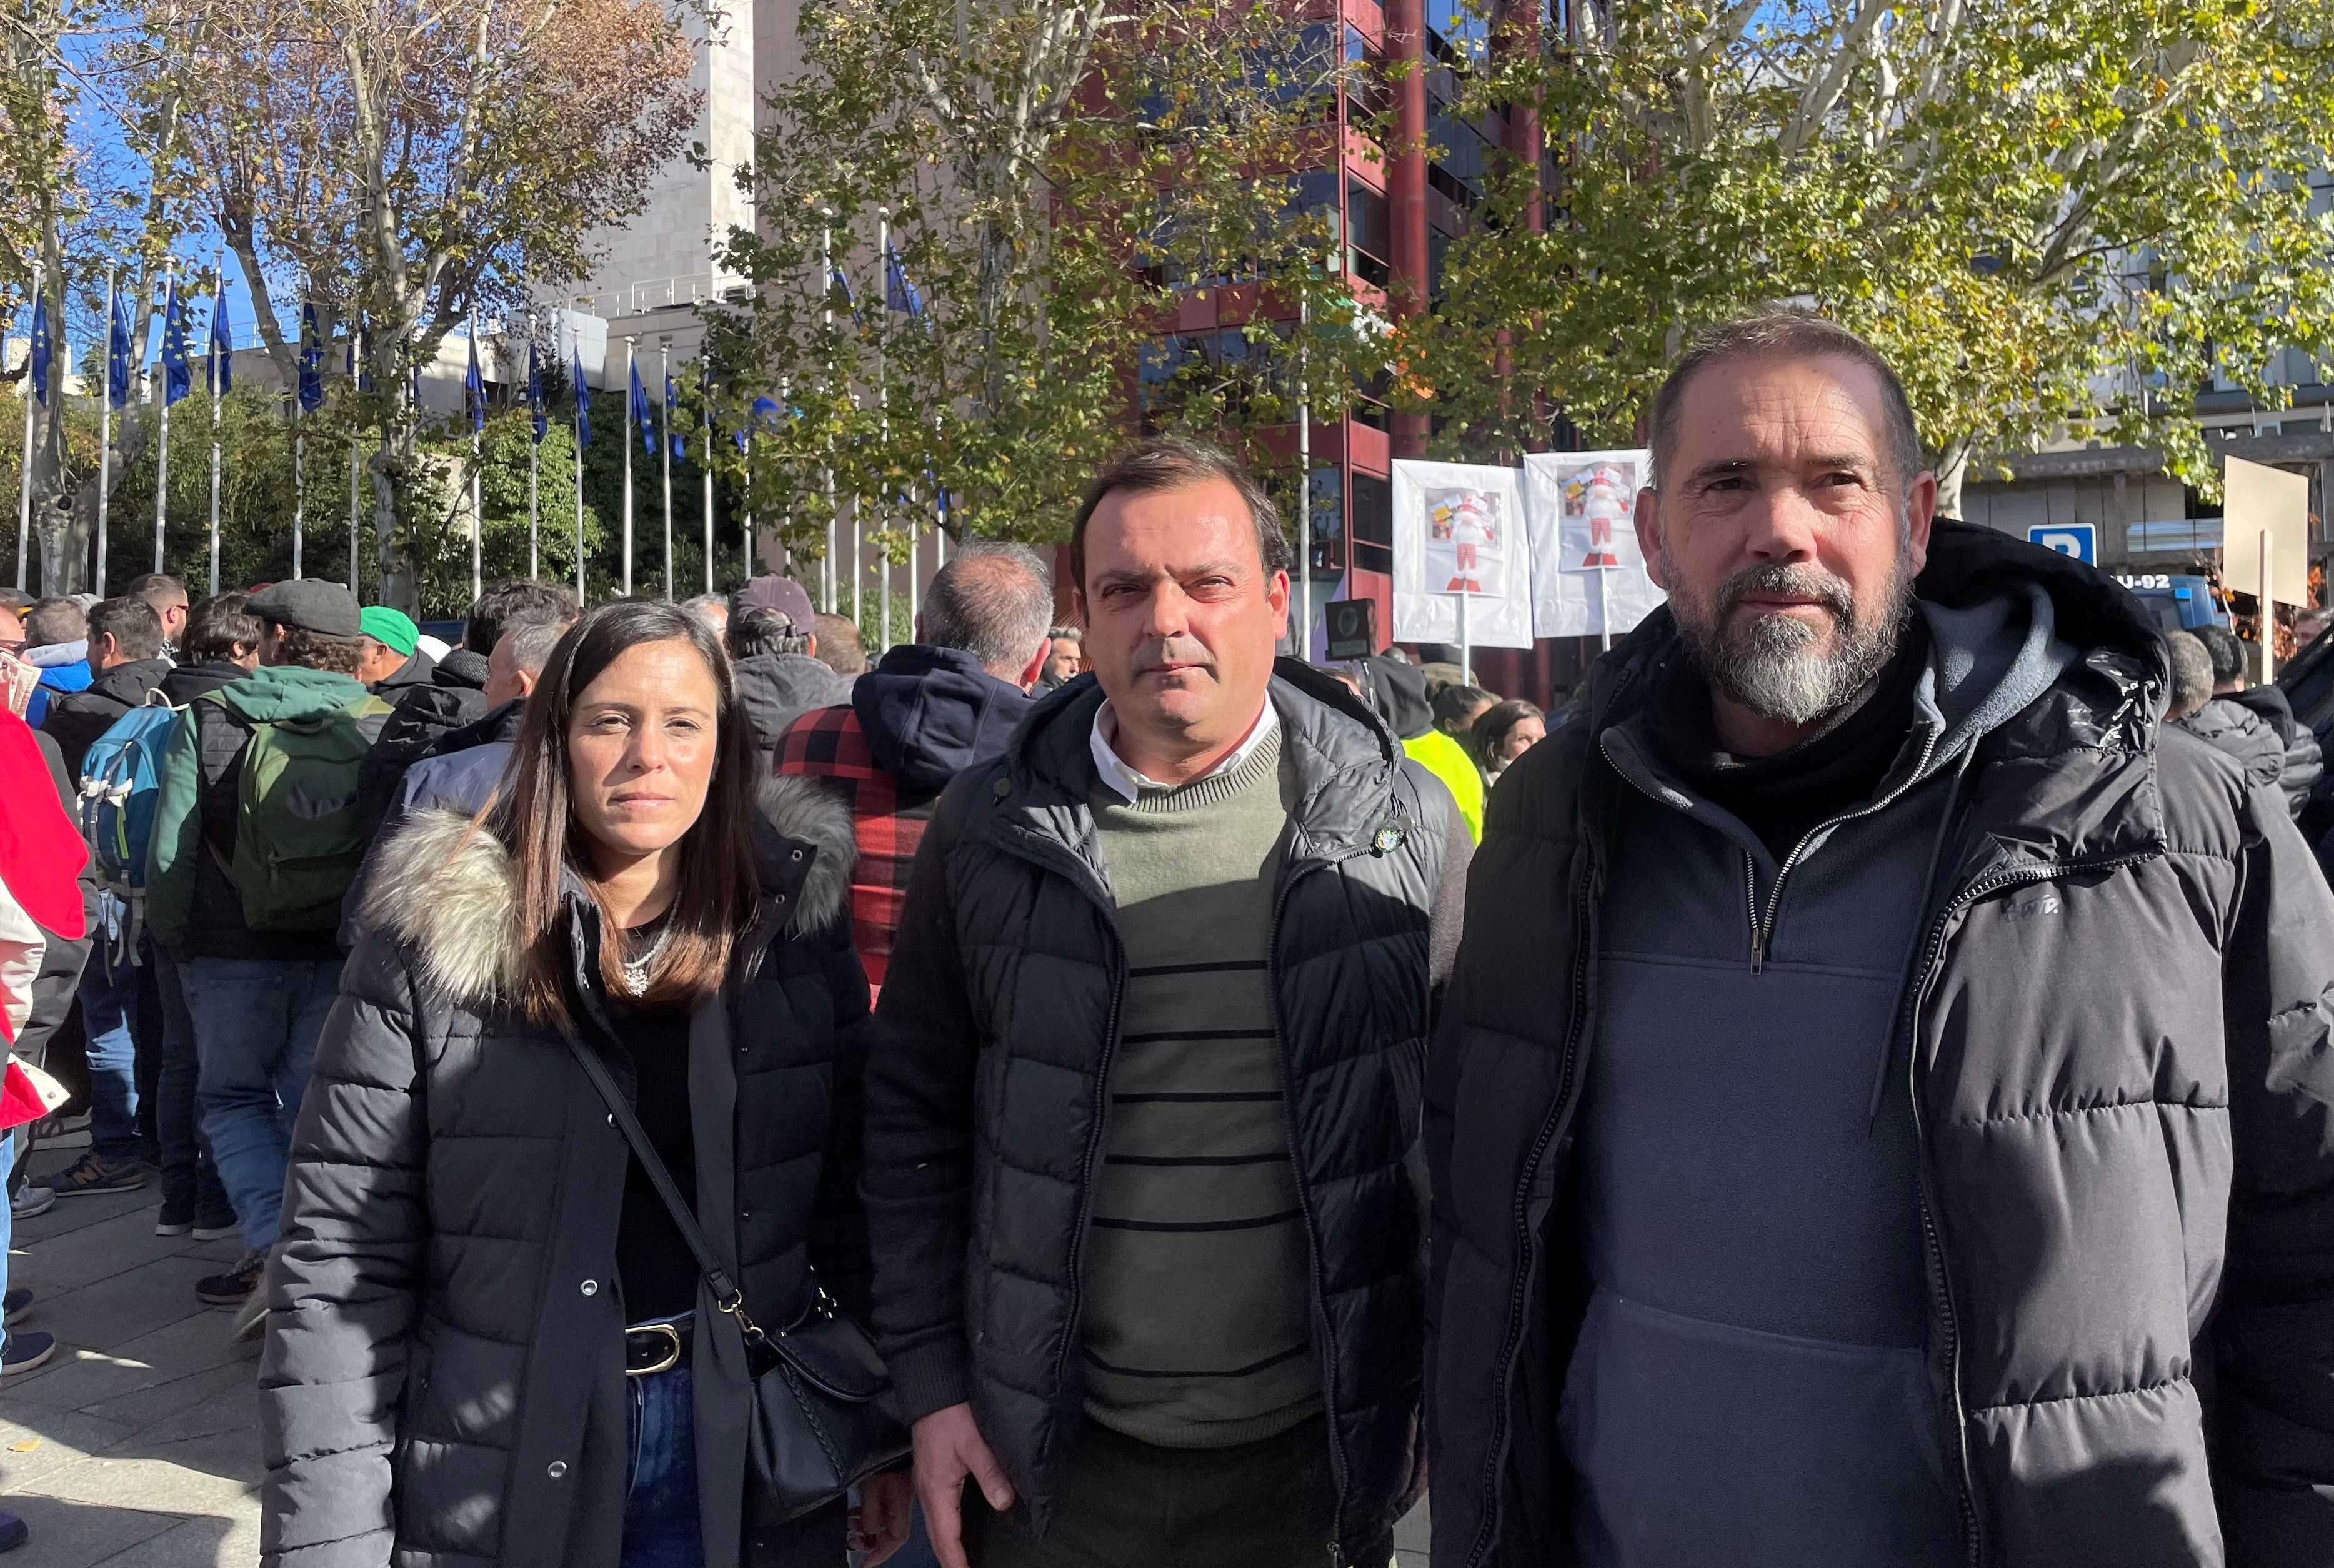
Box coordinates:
[1407,0,2334,506]
[725,0,1382,556]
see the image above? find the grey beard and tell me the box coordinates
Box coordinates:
[1665,555,1913,728]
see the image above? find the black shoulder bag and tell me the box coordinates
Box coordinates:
[563,1031,909,1521]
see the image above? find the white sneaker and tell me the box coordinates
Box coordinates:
[9,1186,56,1221]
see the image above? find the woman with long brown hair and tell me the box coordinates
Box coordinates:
[256,600,910,1568]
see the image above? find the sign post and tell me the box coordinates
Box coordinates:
[2223,455,2310,681]
[2027,523,2096,565]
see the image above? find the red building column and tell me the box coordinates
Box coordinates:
[1387,0,1430,461]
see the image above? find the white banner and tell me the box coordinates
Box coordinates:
[1523,449,1667,639]
[1390,459,1535,648]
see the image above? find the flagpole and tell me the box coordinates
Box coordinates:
[527,335,541,582]
[97,264,114,595]
[15,260,37,591]
[622,335,636,597]
[468,312,482,605]
[207,260,223,596]
[574,342,588,604]
[700,369,713,595]
[349,334,362,596]
[741,428,754,580]
[819,216,835,613]
[658,340,673,601]
[1296,292,1310,660]
[154,259,176,575]
[296,300,312,578]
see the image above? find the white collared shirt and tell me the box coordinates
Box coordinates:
[1090,697,1280,804]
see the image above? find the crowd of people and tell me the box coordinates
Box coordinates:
[0,304,2330,1568]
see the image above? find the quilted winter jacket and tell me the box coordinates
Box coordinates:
[257,776,872,1568]
[1424,520,2334,1567]
[863,660,1468,1557]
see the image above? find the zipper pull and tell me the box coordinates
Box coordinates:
[1750,930,1765,975]
[1325,1542,1347,1568]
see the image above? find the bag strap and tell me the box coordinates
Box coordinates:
[559,1027,772,1345]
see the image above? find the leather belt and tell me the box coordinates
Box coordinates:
[624,1313,692,1377]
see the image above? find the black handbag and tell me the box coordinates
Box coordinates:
[563,1031,910,1521]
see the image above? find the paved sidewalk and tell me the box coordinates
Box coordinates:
[0,1131,1432,1568]
[1,1134,262,1567]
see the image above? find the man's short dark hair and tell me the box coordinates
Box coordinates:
[467,579,579,655]
[87,597,164,663]
[1070,435,1290,593]
[182,592,262,664]
[124,572,188,608]
[2193,623,2248,686]
[23,596,87,649]
[1650,307,1925,493]
[812,612,865,675]
[924,543,1055,675]
[727,607,812,661]
[274,623,366,676]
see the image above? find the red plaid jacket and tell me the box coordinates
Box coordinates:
[773,704,945,1000]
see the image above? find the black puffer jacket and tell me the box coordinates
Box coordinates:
[732,652,854,765]
[2223,682,2322,818]
[2174,695,2286,793]
[259,777,870,1568]
[864,661,1467,1555]
[1425,522,2334,1567]
[357,648,491,836]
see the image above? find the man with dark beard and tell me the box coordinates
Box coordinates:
[1425,309,2334,1568]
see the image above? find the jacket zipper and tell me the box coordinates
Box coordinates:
[1897,849,2157,1568]
[1266,851,1355,1567]
[1746,726,1941,972]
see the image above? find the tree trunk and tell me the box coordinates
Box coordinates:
[1932,437,1972,522]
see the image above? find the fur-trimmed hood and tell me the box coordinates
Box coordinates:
[360,772,857,1009]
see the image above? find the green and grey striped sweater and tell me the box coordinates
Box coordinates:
[1080,725,1320,1449]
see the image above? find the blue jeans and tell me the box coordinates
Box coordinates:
[149,943,234,1227]
[622,1356,702,1568]
[182,957,341,1254]
[74,917,144,1163]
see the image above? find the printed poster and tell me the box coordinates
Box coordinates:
[1523,449,1667,640]
[1391,460,1534,648]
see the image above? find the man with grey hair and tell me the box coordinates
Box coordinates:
[1429,307,2334,1566]
[774,542,1053,997]
[1039,624,1086,688]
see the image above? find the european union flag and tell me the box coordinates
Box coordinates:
[207,287,232,394]
[628,359,653,456]
[527,345,545,445]
[29,294,50,407]
[885,242,925,319]
[297,302,323,413]
[573,349,591,447]
[161,278,192,406]
[464,330,484,433]
[665,374,684,460]
[107,287,132,410]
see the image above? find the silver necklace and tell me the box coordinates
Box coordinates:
[618,922,673,997]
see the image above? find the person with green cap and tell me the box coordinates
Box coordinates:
[354,605,433,697]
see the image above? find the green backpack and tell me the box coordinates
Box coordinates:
[224,694,393,931]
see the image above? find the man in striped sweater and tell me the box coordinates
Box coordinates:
[865,437,1468,1568]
